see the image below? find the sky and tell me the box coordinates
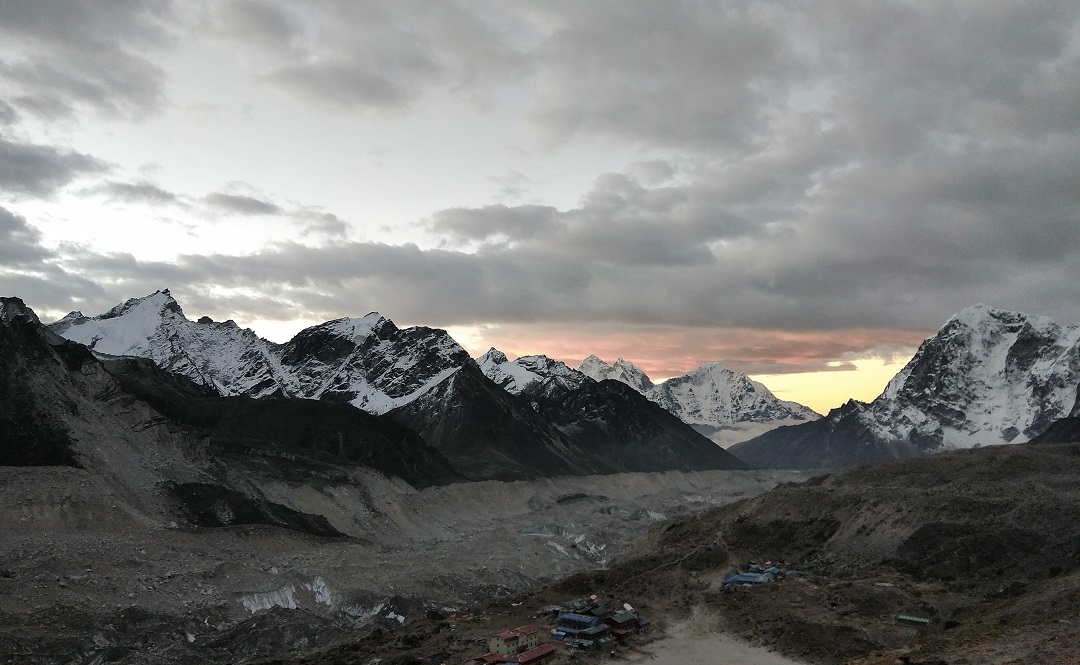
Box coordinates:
[2,1,1079,414]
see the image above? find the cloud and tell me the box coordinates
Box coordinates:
[433,204,560,244]
[0,101,18,126]
[93,180,178,205]
[210,1,528,110]
[489,170,534,202]
[203,192,282,215]
[5,1,1080,375]
[295,210,348,238]
[0,206,52,266]
[0,137,108,196]
[0,0,174,120]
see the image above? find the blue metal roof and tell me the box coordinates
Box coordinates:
[558,612,600,625]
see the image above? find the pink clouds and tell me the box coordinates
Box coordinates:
[458,322,932,379]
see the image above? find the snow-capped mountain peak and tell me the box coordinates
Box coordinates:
[731,304,1080,469]
[477,347,509,369]
[0,297,40,325]
[319,312,388,342]
[50,289,294,399]
[646,360,819,428]
[870,304,1080,449]
[480,351,592,396]
[577,355,654,393]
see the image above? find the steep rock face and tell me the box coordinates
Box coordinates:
[50,290,294,399]
[731,305,1080,468]
[577,355,654,393]
[278,315,473,415]
[480,352,592,402]
[646,362,818,426]
[0,298,80,467]
[480,351,749,472]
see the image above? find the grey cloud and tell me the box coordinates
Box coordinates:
[0,0,174,119]
[0,100,18,125]
[212,0,302,49]
[489,171,534,201]
[296,210,348,238]
[264,61,415,109]
[433,204,560,244]
[94,181,178,205]
[204,192,282,216]
[0,206,52,266]
[0,137,108,196]
[9,2,1080,347]
[529,2,799,150]
[215,1,527,110]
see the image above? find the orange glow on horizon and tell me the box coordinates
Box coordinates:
[445,322,928,414]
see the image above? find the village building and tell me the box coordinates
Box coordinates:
[604,609,649,640]
[465,644,556,665]
[488,625,539,656]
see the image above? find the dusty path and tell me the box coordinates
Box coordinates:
[625,622,806,665]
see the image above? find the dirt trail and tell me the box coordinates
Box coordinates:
[625,621,806,665]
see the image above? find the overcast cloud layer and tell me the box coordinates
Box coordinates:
[2,1,1079,395]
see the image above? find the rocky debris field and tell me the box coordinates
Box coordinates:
[0,465,803,664]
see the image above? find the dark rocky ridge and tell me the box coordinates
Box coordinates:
[479,352,749,475]
[387,363,613,481]
[524,377,750,472]
[278,315,475,410]
[105,355,462,488]
[728,399,921,469]
[0,300,81,467]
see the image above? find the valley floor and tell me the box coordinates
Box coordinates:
[0,467,807,664]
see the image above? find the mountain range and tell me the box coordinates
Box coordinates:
[730,303,1080,468]
[27,290,1080,474]
[43,290,750,480]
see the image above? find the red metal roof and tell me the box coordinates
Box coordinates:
[497,625,537,640]
[508,644,556,664]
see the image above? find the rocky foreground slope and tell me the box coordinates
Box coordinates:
[732,304,1080,468]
